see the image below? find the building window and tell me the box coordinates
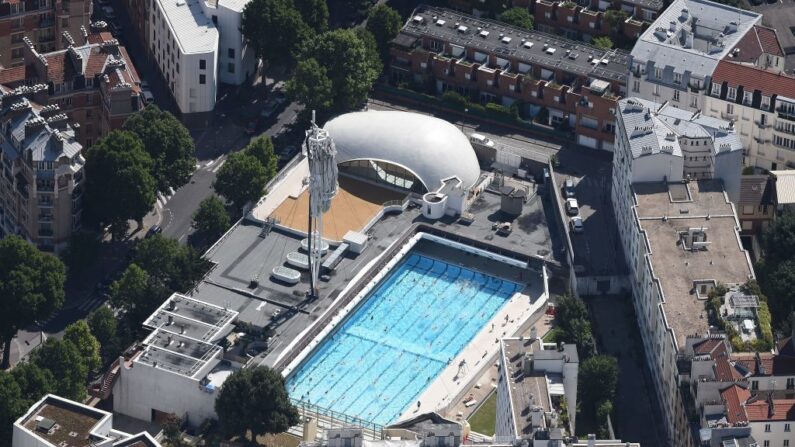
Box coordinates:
[199,59,206,70]
[673,90,680,102]
[787,378,794,390]
[199,74,206,85]
[762,96,770,110]
[633,79,640,93]
[655,67,663,79]
[744,91,752,105]
[228,48,235,58]
[673,72,682,84]
[690,96,698,108]
[752,380,759,390]
[228,63,235,73]
[727,87,737,101]
[653,84,659,96]
[785,423,791,432]
[727,103,734,115]
[711,83,721,96]
[785,440,790,447]
[765,424,771,432]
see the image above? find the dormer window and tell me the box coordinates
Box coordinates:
[761,95,770,111]
[655,67,663,79]
[727,87,737,101]
[711,82,721,96]
[673,72,682,85]
[86,78,93,88]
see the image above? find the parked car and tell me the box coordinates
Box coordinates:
[469,133,495,147]
[260,100,279,119]
[140,79,150,90]
[569,216,584,233]
[146,225,162,238]
[245,118,259,135]
[565,198,580,216]
[563,178,576,198]
[141,90,154,105]
[272,91,287,106]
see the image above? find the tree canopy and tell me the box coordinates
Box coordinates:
[578,355,619,410]
[554,295,596,359]
[214,152,269,210]
[759,211,795,327]
[109,263,168,326]
[123,105,196,191]
[286,58,334,113]
[498,7,534,31]
[84,130,156,239]
[0,372,25,446]
[88,306,120,363]
[294,0,328,32]
[366,5,403,61]
[11,363,55,407]
[242,0,312,66]
[215,367,300,439]
[244,136,279,180]
[0,236,66,368]
[288,29,381,113]
[64,321,102,373]
[132,235,207,293]
[31,339,89,402]
[592,36,613,50]
[193,196,231,241]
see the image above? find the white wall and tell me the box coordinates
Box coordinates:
[750,420,794,447]
[495,351,516,438]
[630,153,684,184]
[211,2,256,85]
[715,149,743,204]
[113,356,221,427]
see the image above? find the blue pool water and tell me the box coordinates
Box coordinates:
[287,252,521,425]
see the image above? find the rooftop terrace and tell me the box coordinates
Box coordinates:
[143,293,237,343]
[19,395,108,447]
[400,5,630,83]
[633,180,754,348]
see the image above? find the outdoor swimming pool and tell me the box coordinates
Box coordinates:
[286,252,521,425]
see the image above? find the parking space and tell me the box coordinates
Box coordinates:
[552,146,627,276]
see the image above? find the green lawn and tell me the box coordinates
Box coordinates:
[543,326,562,343]
[467,392,497,436]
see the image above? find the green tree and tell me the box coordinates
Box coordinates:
[215,367,300,439]
[763,260,795,319]
[244,136,279,179]
[214,152,269,210]
[11,363,55,407]
[88,306,120,362]
[32,339,89,402]
[592,36,613,50]
[294,0,328,32]
[604,9,627,29]
[596,399,613,438]
[566,318,596,359]
[109,263,168,326]
[242,0,312,66]
[64,321,102,373]
[498,7,534,31]
[286,58,334,113]
[0,236,66,369]
[162,414,186,447]
[578,355,619,411]
[292,29,382,112]
[763,211,795,266]
[61,232,101,279]
[192,196,231,240]
[133,235,206,292]
[84,130,157,239]
[366,5,403,61]
[0,371,25,446]
[124,105,197,191]
[556,295,589,332]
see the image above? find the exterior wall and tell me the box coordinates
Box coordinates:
[629,63,706,114]
[715,149,743,204]
[748,375,795,392]
[202,1,256,86]
[121,0,149,53]
[750,421,793,447]
[495,350,516,438]
[113,355,220,426]
[0,0,91,68]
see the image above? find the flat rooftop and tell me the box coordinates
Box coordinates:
[400,5,630,83]
[633,180,754,348]
[143,293,237,342]
[501,338,551,436]
[20,396,108,447]
[153,0,218,55]
[135,328,222,378]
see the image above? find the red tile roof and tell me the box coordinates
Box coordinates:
[713,61,795,99]
[730,26,784,64]
[694,338,725,356]
[721,384,751,424]
[755,26,784,57]
[732,352,795,376]
[746,398,795,422]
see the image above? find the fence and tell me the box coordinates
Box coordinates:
[291,398,385,440]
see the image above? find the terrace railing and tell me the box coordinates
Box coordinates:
[290,398,385,440]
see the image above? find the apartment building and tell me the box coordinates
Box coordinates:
[495,338,579,442]
[112,294,240,426]
[390,6,629,151]
[148,0,256,125]
[12,394,160,447]
[0,91,84,251]
[0,30,143,148]
[612,97,754,446]
[120,0,150,56]
[532,0,658,42]
[705,61,795,171]
[737,175,774,237]
[0,0,92,69]
[629,0,762,114]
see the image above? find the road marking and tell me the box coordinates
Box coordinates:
[212,159,226,173]
[178,233,187,242]
[256,302,266,311]
[205,159,215,168]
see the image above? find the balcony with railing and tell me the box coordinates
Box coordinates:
[777,104,795,122]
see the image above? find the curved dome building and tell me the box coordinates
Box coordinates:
[324,111,481,193]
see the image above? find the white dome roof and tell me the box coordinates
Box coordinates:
[324,111,481,192]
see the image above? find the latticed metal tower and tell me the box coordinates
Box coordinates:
[304,112,338,297]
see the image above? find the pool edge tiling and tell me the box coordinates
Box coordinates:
[286,248,521,426]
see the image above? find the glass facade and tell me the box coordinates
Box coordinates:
[338,160,426,193]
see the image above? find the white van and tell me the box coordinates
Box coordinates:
[469,133,495,147]
[141,90,154,105]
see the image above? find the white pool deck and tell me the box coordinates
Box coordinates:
[277,230,548,427]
